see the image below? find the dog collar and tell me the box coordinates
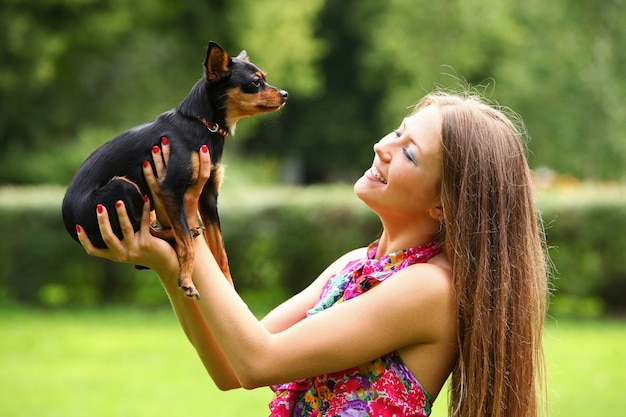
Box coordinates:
[195,116,229,137]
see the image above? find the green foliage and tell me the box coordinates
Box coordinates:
[2,184,626,316]
[2,0,625,184]
[228,0,326,97]
[540,186,626,316]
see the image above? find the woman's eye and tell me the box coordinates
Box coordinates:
[403,147,417,165]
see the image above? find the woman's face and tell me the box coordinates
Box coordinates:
[354,104,443,223]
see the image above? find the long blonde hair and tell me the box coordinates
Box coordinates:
[415,92,548,417]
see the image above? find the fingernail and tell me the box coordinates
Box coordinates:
[76,224,82,233]
[143,160,149,168]
[116,201,123,208]
[152,145,160,154]
[143,195,149,203]
[201,145,208,154]
[97,204,104,214]
[161,136,169,146]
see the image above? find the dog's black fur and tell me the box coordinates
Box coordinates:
[62,42,287,298]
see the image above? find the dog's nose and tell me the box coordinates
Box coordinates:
[280,90,289,100]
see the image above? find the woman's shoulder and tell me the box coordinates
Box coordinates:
[382,254,453,311]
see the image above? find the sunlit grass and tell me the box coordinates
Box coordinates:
[0,308,272,417]
[1,308,624,416]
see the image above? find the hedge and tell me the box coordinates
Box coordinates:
[1,184,625,316]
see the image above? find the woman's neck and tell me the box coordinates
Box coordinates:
[375,220,439,258]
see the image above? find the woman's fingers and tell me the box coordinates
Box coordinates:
[76,224,109,258]
[115,200,137,241]
[143,159,159,198]
[187,145,212,198]
[152,146,165,179]
[198,144,212,181]
[183,145,212,222]
[76,204,122,262]
[152,136,170,179]
[161,136,170,165]
[143,152,171,228]
[139,194,152,234]
[97,204,123,251]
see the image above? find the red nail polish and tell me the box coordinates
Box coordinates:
[161,136,169,146]
[143,195,149,203]
[201,144,208,154]
[116,201,123,208]
[152,145,160,154]
[76,224,81,233]
[143,160,149,168]
[97,204,104,214]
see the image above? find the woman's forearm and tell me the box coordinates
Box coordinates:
[157,267,241,390]
[189,236,280,389]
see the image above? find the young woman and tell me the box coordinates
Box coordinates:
[77,91,548,417]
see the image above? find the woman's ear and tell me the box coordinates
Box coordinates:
[428,204,444,223]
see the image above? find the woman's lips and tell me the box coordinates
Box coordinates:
[368,166,387,184]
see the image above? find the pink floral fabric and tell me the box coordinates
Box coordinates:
[269,240,443,417]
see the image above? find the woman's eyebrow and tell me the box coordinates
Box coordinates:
[401,118,423,156]
[412,139,422,156]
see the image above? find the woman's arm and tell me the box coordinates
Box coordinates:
[75,144,361,390]
[187,229,453,389]
[78,196,244,389]
[80,146,454,391]
[177,146,454,389]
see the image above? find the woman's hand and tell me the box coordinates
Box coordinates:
[76,140,212,276]
[76,195,179,276]
[144,139,212,230]
[184,144,212,227]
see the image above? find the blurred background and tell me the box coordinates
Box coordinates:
[1,0,625,416]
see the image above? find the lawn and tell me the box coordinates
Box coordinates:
[1,308,624,416]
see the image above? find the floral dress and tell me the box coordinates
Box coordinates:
[269,240,443,417]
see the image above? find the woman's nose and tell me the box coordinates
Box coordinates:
[373,139,392,162]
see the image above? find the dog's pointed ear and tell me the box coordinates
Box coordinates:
[205,42,232,82]
[236,50,250,62]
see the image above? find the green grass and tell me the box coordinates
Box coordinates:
[0,308,272,417]
[1,309,624,416]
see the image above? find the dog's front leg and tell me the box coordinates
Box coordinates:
[156,187,200,299]
[199,163,233,285]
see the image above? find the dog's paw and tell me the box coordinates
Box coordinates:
[178,277,201,300]
[183,286,200,300]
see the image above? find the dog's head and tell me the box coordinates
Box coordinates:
[205,42,288,130]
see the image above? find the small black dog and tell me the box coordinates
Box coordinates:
[62,42,288,298]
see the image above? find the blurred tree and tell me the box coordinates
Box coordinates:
[0,0,625,184]
[496,0,626,180]
[241,0,622,182]
[0,0,325,184]
[240,0,386,183]
[0,0,204,183]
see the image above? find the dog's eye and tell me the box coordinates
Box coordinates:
[251,79,262,88]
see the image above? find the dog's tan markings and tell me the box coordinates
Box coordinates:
[191,152,200,182]
[199,163,233,285]
[175,232,198,298]
[110,176,142,194]
[204,222,233,284]
[212,161,225,190]
[224,87,286,128]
